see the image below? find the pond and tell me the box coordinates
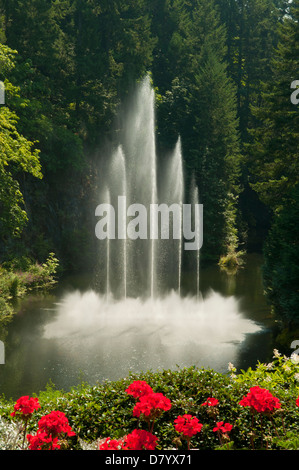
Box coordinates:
[0,253,276,400]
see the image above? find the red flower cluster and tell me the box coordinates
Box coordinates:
[99,437,124,450]
[174,414,203,438]
[27,411,75,450]
[11,396,40,419]
[124,429,158,450]
[99,380,171,450]
[27,432,61,451]
[201,397,219,407]
[133,392,171,419]
[239,386,281,414]
[125,380,171,427]
[213,421,233,434]
[99,430,158,451]
[37,410,76,438]
[125,380,153,399]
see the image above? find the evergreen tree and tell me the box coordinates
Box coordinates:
[249,0,299,323]
[262,186,299,326]
[153,0,242,260]
[70,0,156,144]
[216,0,287,140]
[249,0,299,209]
[0,0,156,268]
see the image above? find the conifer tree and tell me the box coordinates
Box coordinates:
[249,0,299,209]
[249,0,299,323]
[153,0,242,260]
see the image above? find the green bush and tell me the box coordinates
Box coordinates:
[0,253,59,323]
[0,297,14,323]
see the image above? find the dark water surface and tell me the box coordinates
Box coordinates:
[0,254,276,400]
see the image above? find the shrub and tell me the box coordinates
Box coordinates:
[0,253,59,324]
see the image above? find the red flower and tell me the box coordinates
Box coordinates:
[133,392,171,419]
[99,437,124,450]
[99,430,158,451]
[27,432,60,450]
[11,396,40,419]
[239,386,281,414]
[201,397,219,407]
[213,421,233,434]
[174,414,203,438]
[125,381,153,399]
[296,397,299,407]
[37,411,75,438]
[123,429,158,450]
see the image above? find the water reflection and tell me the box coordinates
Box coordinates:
[0,254,275,399]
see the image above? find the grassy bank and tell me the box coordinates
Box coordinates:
[0,253,59,324]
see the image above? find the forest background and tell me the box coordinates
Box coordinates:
[0,0,298,327]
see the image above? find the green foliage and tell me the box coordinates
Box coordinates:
[273,431,299,450]
[3,252,59,295]
[0,45,42,241]
[233,349,299,391]
[247,1,299,322]
[0,296,14,323]
[249,1,299,209]
[262,188,299,325]
[0,45,42,249]
[0,0,157,269]
[0,253,59,323]
[219,248,245,271]
[216,0,283,140]
[0,268,25,300]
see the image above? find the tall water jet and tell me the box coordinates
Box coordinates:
[105,188,111,298]
[158,137,184,294]
[111,146,127,298]
[149,114,157,299]
[192,179,200,298]
[121,75,158,297]
[171,138,184,294]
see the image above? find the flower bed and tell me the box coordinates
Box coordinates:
[1,350,299,450]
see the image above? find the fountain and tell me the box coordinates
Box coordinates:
[96,76,188,299]
[42,76,261,386]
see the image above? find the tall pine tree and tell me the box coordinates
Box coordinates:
[249,0,299,324]
[152,0,242,261]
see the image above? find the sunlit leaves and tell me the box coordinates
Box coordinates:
[0,45,42,239]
